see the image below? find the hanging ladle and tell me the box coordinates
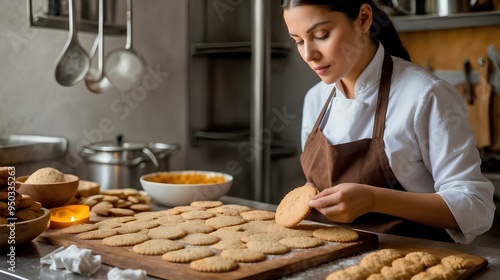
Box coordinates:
[105,0,146,91]
[85,0,113,93]
[54,0,90,86]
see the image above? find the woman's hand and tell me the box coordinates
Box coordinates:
[308,183,460,230]
[307,183,375,223]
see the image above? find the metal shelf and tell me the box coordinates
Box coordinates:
[191,42,291,58]
[27,0,126,35]
[29,15,126,35]
[192,129,297,159]
[392,11,500,32]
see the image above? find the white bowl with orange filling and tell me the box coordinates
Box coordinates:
[139,170,233,207]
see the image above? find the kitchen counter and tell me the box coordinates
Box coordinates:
[1,196,499,280]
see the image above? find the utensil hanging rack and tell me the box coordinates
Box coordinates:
[27,0,126,35]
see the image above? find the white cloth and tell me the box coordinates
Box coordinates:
[301,44,496,244]
[107,267,148,280]
[40,245,101,277]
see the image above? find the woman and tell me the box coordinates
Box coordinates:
[282,0,495,243]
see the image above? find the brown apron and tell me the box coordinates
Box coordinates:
[300,52,453,242]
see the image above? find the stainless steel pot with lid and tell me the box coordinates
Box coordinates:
[80,135,179,190]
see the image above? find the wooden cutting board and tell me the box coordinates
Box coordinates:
[38,228,378,280]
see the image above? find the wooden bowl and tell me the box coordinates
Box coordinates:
[16,174,79,208]
[0,208,50,249]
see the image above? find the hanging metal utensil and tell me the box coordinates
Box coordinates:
[54,0,90,86]
[85,0,113,93]
[104,0,146,91]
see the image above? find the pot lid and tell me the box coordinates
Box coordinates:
[85,135,146,152]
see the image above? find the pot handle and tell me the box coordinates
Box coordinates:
[80,146,96,156]
[141,147,159,169]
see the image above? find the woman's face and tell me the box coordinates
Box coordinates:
[283,5,371,85]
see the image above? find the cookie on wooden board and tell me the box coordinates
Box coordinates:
[132,239,184,255]
[240,210,275,221]
[102,233,150,247]
[61,223,98,234]
[181,233,220,246]
[205,215,247,229]
[312,226,359,242]
[440,255,474,270]
[190,200,223,209]
[189,256,238,273]
[220,249,266,263]
[275,184,318,228]
[211,239,247,251]
[76,229,118,240]
[278,236,323,249]
[161,247,215,263]
[245,240,290,255]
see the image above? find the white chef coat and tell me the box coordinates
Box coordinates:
[301,44,495,244]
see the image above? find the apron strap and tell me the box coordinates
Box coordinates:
[372,51,394,139]
[312,87,337,132]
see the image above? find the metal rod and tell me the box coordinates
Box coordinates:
[251,0,271,202]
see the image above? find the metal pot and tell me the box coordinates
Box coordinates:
[80,136,179,190]
[425,0,474,16]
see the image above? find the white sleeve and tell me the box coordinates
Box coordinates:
[414,80,496,243]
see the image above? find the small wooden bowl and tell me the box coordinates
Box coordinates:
[0,208,50,249]
[16,174,79,208]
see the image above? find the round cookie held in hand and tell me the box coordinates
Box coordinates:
[275,184,318,228]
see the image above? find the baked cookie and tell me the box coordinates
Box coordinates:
[102,233,150,247]
[178,220,216,234]
[180,233,220,246]
[132,239,184,255]
[440,255,474,270]
[210,229,247,240]
[312,226,359,242]
[241,233,282,243]
[108,208,135,217]
[220,248,266,263]
[76,229,118,240]
[161,247,215,263]
[206,206,240,216]
[155,214,184,225]
[278,236,323,249]
[391,258,424,275]
[267,223,314,238]
[147,226,188,240]
[190,200,223,209]
[240,210,275,221]
[189,256,238,273]
[211,239,247,251]
[326,265,370,280]
[246,240,290,255]
[405,251,439,268]
[275,184,318,228]
[181,210,215,220]
[426,264,459,279]
[61,223,98,234]
[205,216,246,229]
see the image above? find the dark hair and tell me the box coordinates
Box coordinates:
[281,0,411,62]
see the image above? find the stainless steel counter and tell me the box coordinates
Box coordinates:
[1,196,499,280]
